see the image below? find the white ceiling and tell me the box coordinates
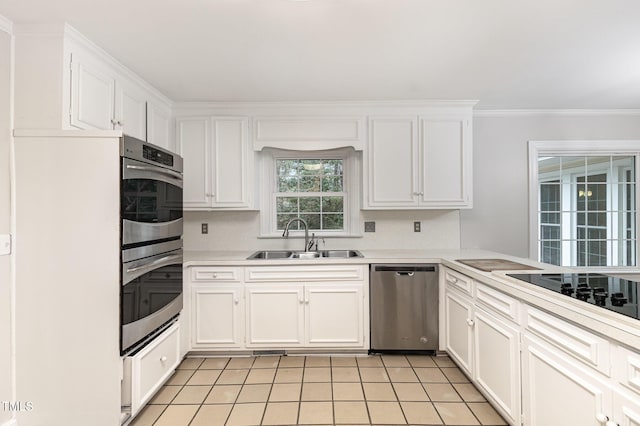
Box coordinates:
[2,0,640,109]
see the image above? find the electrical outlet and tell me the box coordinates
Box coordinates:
[414,221,421,232]
[201,223,208,234]
[364,221,376,232]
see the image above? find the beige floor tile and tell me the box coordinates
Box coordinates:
[261,402,299,425]
[415,367,449,383]
[172,385,212,404]
[274,367,304,383]
[332,367,361,382]
[386,367,419,383]
[269,383,302,402]
[393,382,430,402]
[304,356,331,367]
[301,382,333,401]
[331,356,358,366]
[189,404,233,426]
[153,404,199,426]
[433,356,457,368]
[356,356,384,367]
[359,367,390,382]
[441,367,471,383]
[304,367,332,382]
[401,401,443,425]
[227,357,255,369]
[367,401,407,424]
[424,383,463,402]
[217,368,249,385]
[177,358,204,370]
[468,402,508,425]
[279,355,306,368]
[434,402,480,425]
[236,384,272,403]
[200,357,230,369]
[245,368,276,384]
[406,355,438,368]
[298,401,334,424]
[334,401,370,424]
[186,369,222,385]
[252,356,280,369]
[381,355,410,367]
[453,383,486,402]
[149,385,181,404]
[333,382,365,401]
[226,402,266,426]
[129,404,166,426]
[165,369,195,386]
[363,382,397,401]
[203,384,242,404]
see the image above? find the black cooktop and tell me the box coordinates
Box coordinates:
[507,273,639,320]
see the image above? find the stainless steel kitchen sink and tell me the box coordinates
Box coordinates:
[247,250,363,260]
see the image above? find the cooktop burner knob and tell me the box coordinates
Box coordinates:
[611,292,628,307]
[561,283,575,295]
[576,287,592,301]
[594,292,608,306]
[577,283,589,289]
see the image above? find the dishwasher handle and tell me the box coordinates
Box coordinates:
[396,271,415,277]
[373,265,437,273]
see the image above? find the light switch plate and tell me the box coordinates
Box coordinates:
[0,234,11,255]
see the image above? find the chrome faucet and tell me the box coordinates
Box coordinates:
[282,218,311,252]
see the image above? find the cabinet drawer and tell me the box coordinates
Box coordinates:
[444,268,473,295]
[125,322,181,416]
[475,282,519,323]
[190,267,242,282]
[524,306,610,376]
[617,345,640,396]
[245,265,365,282]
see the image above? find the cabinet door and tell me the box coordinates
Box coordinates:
[444,289,474,375]
[522,334,612,426]
[114,80,147,140]
[473,308,521,425]
[305,284,363,347]
[177,117,211,209]
[245,285,304,347]
[70,57,115,130]
[192,287,243,348]
[614,390,640,426]
[147,101,173,150]
[211,117,252,208]
[364,117,419,208]
[419,117,471,208]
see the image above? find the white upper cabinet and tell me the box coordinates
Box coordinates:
[364,110,472,209]
[115,79,147,141]
[147,100,173,150]
[177,116,253,210]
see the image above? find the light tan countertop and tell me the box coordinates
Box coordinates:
[183,248,640,350]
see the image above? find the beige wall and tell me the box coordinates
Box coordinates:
[0,25,14,425]
[461,112,640,258]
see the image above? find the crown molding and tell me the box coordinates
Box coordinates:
[474,109,640,117]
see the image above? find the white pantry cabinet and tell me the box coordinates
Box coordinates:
[177,116,254,210]
[443,268,522,425]
[364,113,472,209]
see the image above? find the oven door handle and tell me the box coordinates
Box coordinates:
[125,164,183,181]
[126,253,183,275]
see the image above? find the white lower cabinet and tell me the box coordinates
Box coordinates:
[123,322,180,418]
[444,288,474,375]
[613,390,640,426]
[522,333,613,426]
[192,286,244,348]
[245,285,305,347]
[306,285,363,346]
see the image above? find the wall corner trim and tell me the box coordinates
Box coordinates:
[0,14,13,35]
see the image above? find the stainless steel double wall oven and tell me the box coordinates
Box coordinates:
[120,136,184,354]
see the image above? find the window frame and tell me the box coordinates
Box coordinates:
[259,147,361,238]
[529,140,640,268]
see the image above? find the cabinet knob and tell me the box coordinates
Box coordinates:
[110,119,117,126]
[234,298,239,305]
[212,273,217,278]
[595,413,609,423]
[117,120,123,126]
[305,300,309,305]
[160,356,167,363]
[299,299,304,304]
[466,319,475,327]
[451,277,458,284]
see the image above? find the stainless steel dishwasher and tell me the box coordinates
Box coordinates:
[370,264,438,352]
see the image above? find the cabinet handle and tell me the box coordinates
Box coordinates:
[595,414,610,423]
[160,356,167,363]
[466,319,475,327]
